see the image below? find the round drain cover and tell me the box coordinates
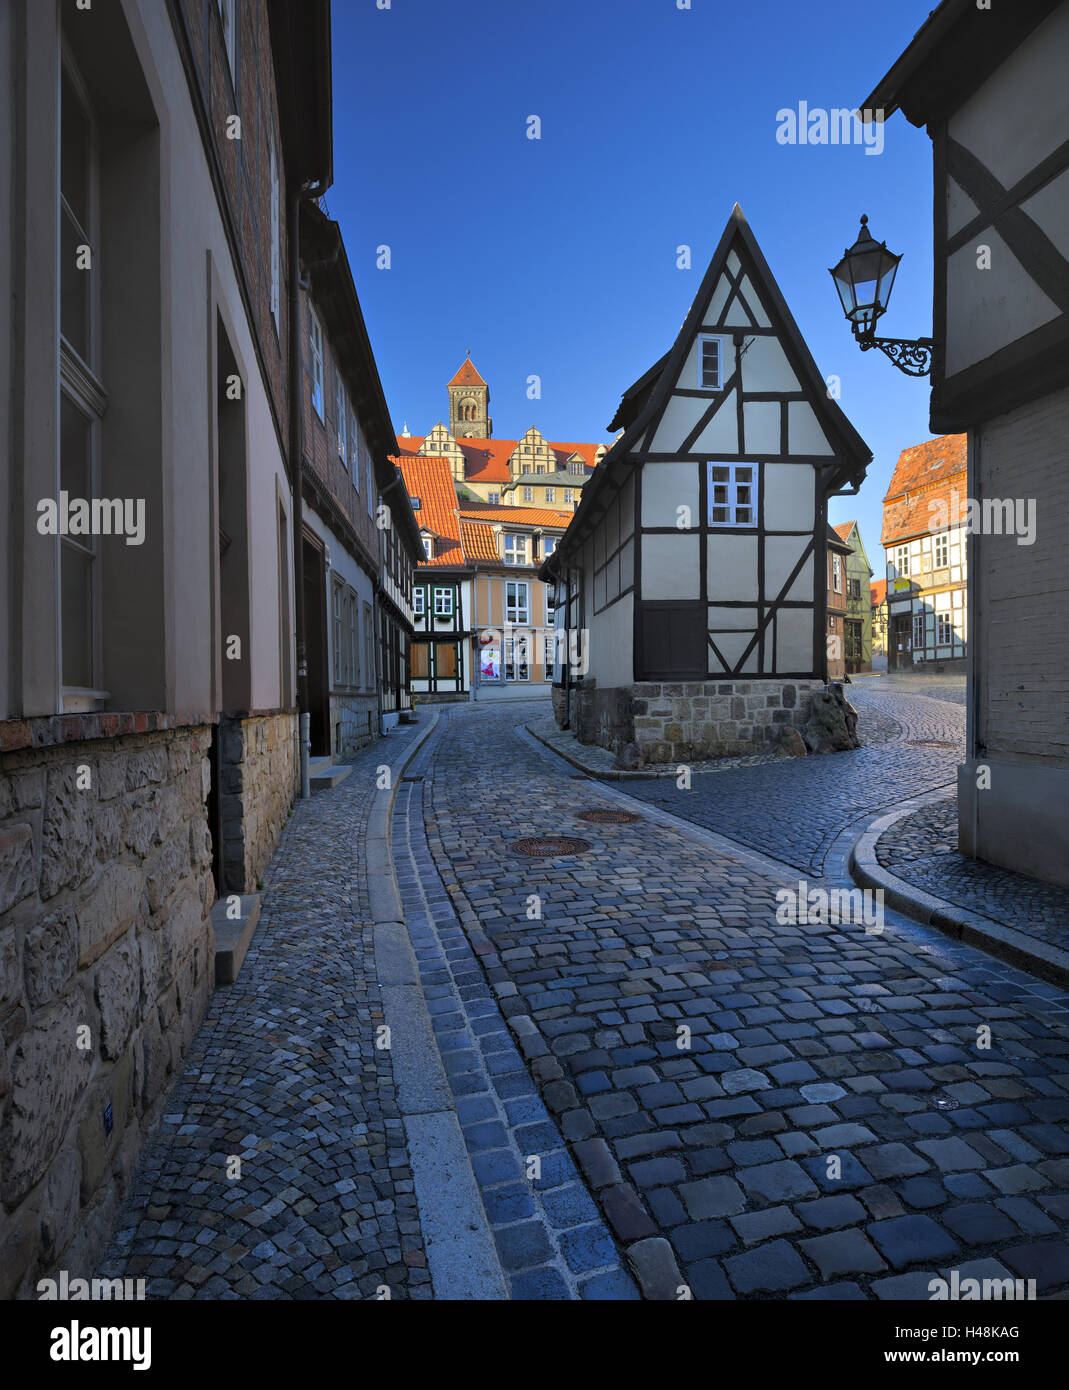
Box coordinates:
[511,836,592,857]
[576,810,642,825]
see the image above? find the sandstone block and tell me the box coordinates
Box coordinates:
[0,995,93,1205]
[40,1147,82,1261]
[24,909,78,1008]
[94,934,140,1060]
[41,767,95,900]
[77,862,143,967]
[0,823,36,916]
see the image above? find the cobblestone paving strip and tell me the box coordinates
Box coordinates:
[392,713,639,1300]
[425,700,1069,1301]
[876,794,1069,948]
[98,729,435,1300]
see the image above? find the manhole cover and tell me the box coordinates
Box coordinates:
[576,810,642,825]
[511,836,592,857]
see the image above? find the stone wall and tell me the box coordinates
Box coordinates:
[561,679,825,762]
[412,691,470,706]
[330,694,377,757]
[0,725,215,1298]
[220,712,297,893]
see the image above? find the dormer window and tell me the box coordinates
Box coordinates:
[698,334,723,390]
[422,536,433,560]
[410,497,421,511]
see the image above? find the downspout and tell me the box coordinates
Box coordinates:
[288,178,329,798]
[471,564,480,701]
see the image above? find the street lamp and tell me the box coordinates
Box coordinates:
[830,215,934,376]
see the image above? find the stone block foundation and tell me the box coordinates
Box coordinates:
[219,711,298,893]
[558,679,826,762]
[0,723,216,1298]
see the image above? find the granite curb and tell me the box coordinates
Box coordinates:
[849,789,1069,990]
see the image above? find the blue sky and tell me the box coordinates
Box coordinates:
[329,0,939,574]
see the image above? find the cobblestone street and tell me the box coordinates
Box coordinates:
[96,680,1069,1301]
[422,690,1069,1299]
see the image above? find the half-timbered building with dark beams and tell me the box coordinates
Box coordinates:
[398,455,474,702]
[542,205,871,763]
[863,0,1069,888]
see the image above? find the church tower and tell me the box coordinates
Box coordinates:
[448,356,492,439]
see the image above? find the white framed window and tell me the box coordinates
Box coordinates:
[332,577,344,684]
[59,52,105,698]
[335,371,347,464]
[504,533,528,566]
[708,463,757,527]
[833,554,842,593]
[422,536,433,560]
[413,586,425,616]
[543,536,557,557]
[545,590,555,626]
[936,613,953,645]
[912,613,926,648]
[545,487,555,503]
[488,491,499,504]
[309,307,324,418]
[269,133,280,331]
[217,0,237,78]
[433,586,453,617]
[570,459,584,476]
[698,334,723,390]
[522,487,533,502]
[894,544,909,578]
[348,590,358,684]
[564,489,574,504]
[349,408,361,481]
[543,634,554,672]
[934,533,949,569]
[505,580,529,625]
[504,635,529,681]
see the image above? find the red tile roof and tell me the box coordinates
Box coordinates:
[396,455,466,568]
[395,435,604,485]
[882,434,967,545]
[459,520,501,562]
[870,579,887,606]
[448,357,487,387]
[832,521,856,544]
[459,504,574,529]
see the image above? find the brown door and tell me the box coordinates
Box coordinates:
[891,614,913,672]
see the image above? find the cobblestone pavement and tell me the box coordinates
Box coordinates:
[392,725,639,1299]
[877,795,1069,944]
[424,699,1069,1300]
[619,678,965,875]
[98,731,432,1300]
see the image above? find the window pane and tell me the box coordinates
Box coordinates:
[61,71,90,231]
[60,395,92,496]
[61,542,93,687]
[60,211,90,361]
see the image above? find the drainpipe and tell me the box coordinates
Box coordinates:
[471,564,480,701]
[288,178,329,798]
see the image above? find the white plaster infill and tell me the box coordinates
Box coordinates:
[367,713,510,1302]
[849,789,1069,989]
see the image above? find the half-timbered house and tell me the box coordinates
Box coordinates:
[399,455,474,701]
[864,0,1069,886]
[542,206,871,762]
